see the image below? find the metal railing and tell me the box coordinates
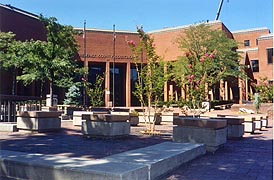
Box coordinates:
[0,95,42,122]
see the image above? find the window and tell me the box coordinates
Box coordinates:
[244,40,250,47]
[251,60,259,72]
[267,48,273,64]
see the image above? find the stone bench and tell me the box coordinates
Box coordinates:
[110,111,139,126]
[210,117,244,138]
[0,122,18,132]
[17,111,62,132]
[217,114,256,133]
[82,114,130,137]
[161,112,179,122]
[173,117,227,152]
[73,111,109,126]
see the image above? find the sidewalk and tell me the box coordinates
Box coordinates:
[0,110,273,180]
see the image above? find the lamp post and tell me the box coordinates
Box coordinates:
[83,20,87,107]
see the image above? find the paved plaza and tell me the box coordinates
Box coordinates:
[0,110,273,180]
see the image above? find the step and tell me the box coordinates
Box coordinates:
[0,142,206,180]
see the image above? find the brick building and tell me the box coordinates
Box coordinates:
[1,4,273,106]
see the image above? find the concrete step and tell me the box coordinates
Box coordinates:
[0,142,206,180]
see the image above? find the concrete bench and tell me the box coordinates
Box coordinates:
[110,111,139,126]
[173,117,227,152]
[161,112,179,122]
[0,122,18,132]
[17,111,62,132]
[217,114,256,133]
[210,117,244,138]
[73,111,109,126]
[82,114,130,137]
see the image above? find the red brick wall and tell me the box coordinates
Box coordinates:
[257,37,273,82]
[233,29,270,49]
[150,21,230,62]
[74,30,142,64]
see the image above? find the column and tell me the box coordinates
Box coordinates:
[245,78,249,100]
[238,78,243,104]
[126,62,131,107]
[105,62,110,107]
[169,84,173,101]
[224,81,228,100]
[220,80,224,100]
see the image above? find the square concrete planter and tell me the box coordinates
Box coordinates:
[17,111,62,132]
[173,117,227,152]
[82,114,130,137]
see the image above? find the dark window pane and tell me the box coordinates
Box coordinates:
[244,40,250,47]
[267,48,273,64]
[251,60,259,72]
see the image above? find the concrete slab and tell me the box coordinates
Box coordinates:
[0,122,18,132]
[0,150,148,180]
[0,142,206,180]
[104,142,206,180]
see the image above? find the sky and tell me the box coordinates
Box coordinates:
[1,0,273,33]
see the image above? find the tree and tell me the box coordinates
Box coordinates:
[0,32,26,95]
[172,23,245,115]
[127,27,168,133]
[14,16,79,106]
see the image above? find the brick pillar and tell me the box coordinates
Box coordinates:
[126,62,131,107]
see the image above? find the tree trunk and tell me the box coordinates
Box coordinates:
[49,81,53,107]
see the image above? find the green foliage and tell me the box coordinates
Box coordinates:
[82,74,105,108]
[171,23,244,111]
[63,85,82,105]
[253,77,273,103]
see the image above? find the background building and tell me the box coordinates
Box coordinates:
[1,4,272,106]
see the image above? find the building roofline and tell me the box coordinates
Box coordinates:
[74,27,138,34]
[147,20,223,34]
[0,3,39,19]
[258,34,273,40]
[231,27,270,34]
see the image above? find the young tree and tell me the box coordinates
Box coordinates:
[127,27,168,133]
[172,23,245,115]
[15,16,79,106]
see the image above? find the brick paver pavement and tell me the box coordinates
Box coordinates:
[0,110,272,180]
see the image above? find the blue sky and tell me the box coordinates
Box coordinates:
[1,0,273,32]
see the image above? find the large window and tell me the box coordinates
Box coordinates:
[267,48,273,64]
[251,60,259,72]
[244,40,250,47]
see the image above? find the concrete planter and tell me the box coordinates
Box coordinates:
[173,117,227,152]
[16,111,62,132]
[82,114,130,137]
